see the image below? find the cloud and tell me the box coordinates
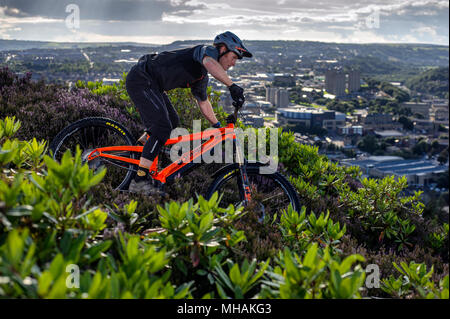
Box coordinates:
[0,0,205,21]
[0,0,447,45]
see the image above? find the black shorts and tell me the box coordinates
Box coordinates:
[126,65,180,160]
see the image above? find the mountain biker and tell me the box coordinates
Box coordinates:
[125,31,253,195]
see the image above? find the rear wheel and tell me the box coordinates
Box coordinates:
[49,117,137,190]
[206,164,300,221]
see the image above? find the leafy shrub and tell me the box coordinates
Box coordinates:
[260,244,366,299]
[381,262,449,299]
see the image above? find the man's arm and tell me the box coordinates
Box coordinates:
[202,56,233,87]
[197,98,219,125]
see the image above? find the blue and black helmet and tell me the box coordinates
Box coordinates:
[213,31,252,59]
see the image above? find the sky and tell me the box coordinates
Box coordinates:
[0,0,448,45]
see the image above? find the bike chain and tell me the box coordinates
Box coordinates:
[98,157,139,173]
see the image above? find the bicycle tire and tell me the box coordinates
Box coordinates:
[206,163,301,219]
[49,117,137,190]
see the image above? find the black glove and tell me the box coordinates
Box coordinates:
[229,84,245,105]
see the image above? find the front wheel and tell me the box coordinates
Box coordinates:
[49,117,137,190]
[206,164,300,220]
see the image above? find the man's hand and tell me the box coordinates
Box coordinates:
[229,84,245,105]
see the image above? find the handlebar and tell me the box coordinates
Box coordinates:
[226,101,244,125]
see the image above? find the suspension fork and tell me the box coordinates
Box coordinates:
[234,134,252,205]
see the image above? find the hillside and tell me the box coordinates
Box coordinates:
[1,39,448,67]
[0,39,158,51]
[0,68,448,299]
[405,67,450,98]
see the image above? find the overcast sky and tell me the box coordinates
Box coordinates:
[0,0,448,45]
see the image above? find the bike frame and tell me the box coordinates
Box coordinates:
[86,122,253,203]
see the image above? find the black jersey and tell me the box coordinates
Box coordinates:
[134,45,219,101]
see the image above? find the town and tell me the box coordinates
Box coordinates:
[1,39,448,211]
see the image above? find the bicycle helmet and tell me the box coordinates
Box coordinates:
[214,31,253,59]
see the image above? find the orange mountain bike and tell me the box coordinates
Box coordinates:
[50,106,300,216]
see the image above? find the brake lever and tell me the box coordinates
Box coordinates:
[232,101,245,123]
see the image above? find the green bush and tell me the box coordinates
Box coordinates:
[382,261,449,299]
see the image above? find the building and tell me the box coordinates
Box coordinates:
[339,125,363,135]
[255,101,273,109]
[401,102,431,119]
[275,89,289,108]
[265,87,277,105]
[374,130,404,138]
[243,115,264,128]
[325,68,346,96]
[242,102,261,115]
[363,114,403,131]
[325,68,360,96]
[300,87,320,101]
[412,118,435,135]
[353,110,368,124]
[266,87,290,108]
[347,70,361,93]
[322,112,346,131]
[340,156,448,186]
[430,102,449,122]
[273,74,295,86]
[276,106,345,131]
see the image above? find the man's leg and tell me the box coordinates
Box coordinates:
[126,77,172,191]
[163,92,180,129]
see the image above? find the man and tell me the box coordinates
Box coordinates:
[125,31,252,194]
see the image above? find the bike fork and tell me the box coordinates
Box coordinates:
[234,137,252,205]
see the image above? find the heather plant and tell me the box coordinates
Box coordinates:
[0,67,141,142]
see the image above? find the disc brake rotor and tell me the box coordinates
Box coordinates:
[81,149,102,171]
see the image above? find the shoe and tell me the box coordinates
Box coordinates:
[128,177,165,196]
[137,132,149,145]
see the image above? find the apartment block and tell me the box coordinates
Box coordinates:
[325,68,346,96]
[347,70,361,93]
